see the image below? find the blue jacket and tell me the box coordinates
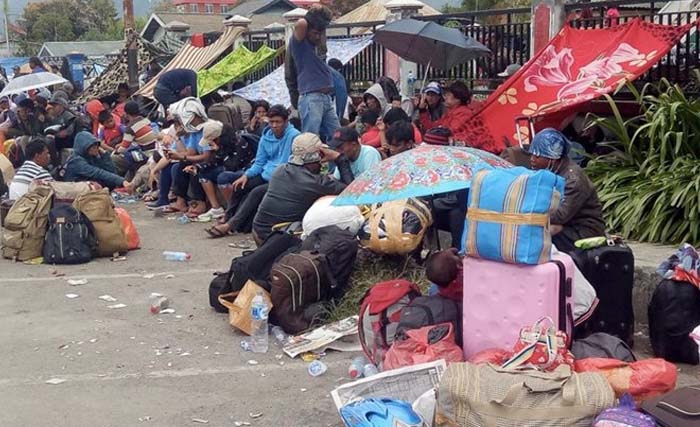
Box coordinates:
[330,67,348,119]
[64,132,124,189]
[245,124,299,181]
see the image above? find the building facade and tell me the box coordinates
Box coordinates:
[172,0,239,14]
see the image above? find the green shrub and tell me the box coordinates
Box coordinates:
[587,76,700,244]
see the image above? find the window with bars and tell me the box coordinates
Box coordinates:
[221,4,228,13]
[205,4,214,13]
[190,3,198,12]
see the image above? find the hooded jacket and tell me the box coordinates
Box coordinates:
[244,123,300,181]
[363,83,390,116]
[64,132,124,189]
[551,157,606,238]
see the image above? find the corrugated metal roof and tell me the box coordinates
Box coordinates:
[38,40,124,57]
[152,12,228,34]
[227,0,297,16]
[335,0,441,25]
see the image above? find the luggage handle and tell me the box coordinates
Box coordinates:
[501,317,558,370]
[218,291,241,313]
[491,376,576,406]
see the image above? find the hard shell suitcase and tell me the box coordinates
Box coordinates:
[462,252,575,359]
[572,244,635,345]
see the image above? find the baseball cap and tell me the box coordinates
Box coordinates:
[498,64,522,78]
[289,133,323,166]
[48,93,68,107]
[422,81,442,95]
[199,120,224,148]
[327,127,359,150]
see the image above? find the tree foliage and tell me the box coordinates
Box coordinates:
[18,0,119,55]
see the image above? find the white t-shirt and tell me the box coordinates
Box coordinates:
[9,160,53,200]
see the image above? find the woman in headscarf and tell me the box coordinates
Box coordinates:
[529,128,606,253]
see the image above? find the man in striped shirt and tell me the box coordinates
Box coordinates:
[8,138,53,200]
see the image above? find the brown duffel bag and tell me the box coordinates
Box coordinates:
[269,250,333,334]
[436,363,615,427]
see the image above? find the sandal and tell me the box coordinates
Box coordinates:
[161,205,185,214]
[142,194,158,202]
[205,225,231,238]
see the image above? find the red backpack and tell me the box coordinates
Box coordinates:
[358,279,422,366]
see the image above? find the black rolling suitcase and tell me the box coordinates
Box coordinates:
[572,242,635,346]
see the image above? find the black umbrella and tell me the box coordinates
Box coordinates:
[373,18,491,70]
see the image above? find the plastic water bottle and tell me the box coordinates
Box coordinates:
[363,363,379,377]
[407,70,416,95]
[348,356,369,379]
[176,214,190,224]
[162,251,191,261]
[250,291,269,353]
[308,360,328,377]
[271,325,288,347]
[149,296,170,314]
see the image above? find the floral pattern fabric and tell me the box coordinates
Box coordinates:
[332,145,512,206]
[463,19,695,152]
[234,36,373,107]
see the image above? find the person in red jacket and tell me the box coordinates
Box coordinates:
[435,81,476,145]
[417,81,446,133]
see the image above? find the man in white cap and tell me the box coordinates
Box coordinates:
[251,132,353,245]
[417,81,446,133]
[497,64,522,79]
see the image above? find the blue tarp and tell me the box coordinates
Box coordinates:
[0,57,29,78]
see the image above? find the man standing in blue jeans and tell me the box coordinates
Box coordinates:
[286,6,339,142]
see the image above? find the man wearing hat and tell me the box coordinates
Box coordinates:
[417,82,446,133]
[497,63,522,79]
[252,133,353,245]
[528,128,605,253]
[328,127,380,180]
[47,92,79,152]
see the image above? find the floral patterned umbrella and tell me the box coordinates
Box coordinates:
[332,145,512,206]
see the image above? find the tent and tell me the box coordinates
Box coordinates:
[80,31,169,102]
[197,45,279,97]
[462,18,697,153]
[136,25,244,100]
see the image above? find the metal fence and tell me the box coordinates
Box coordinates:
[568,0,700,90]
[418,8,531,91]
[240,7,532,92]
[240,0,700,94]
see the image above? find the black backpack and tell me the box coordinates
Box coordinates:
[648,279,700,365]
[43,205,97,264]
[396,295,462,346]
[221,131,258,173]
[300,225,359,300]
[208,230,301,313]
[571,332,636,362]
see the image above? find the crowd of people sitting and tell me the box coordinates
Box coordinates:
[0,11,605,261]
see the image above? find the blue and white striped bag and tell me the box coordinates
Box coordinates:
[462,167,565,265]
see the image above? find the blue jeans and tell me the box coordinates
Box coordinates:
[156,162,174,206]
[299,92,340,142]
[197,165,224,184]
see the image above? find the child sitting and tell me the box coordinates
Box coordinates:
[359,110,381,148]
[97,109,124,150]
[425,248,463,304]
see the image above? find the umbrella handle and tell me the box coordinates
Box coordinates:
[421,60,432,93]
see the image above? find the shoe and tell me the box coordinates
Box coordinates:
[146,201,168,210]
[195,207,225,222]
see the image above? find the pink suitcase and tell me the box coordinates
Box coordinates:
[462,252,575,360]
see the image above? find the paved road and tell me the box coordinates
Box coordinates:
[0,203,347,427]
[2,202,699,427]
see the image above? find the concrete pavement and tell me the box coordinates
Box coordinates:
[1,202,698,426]
[0,203,347,427]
